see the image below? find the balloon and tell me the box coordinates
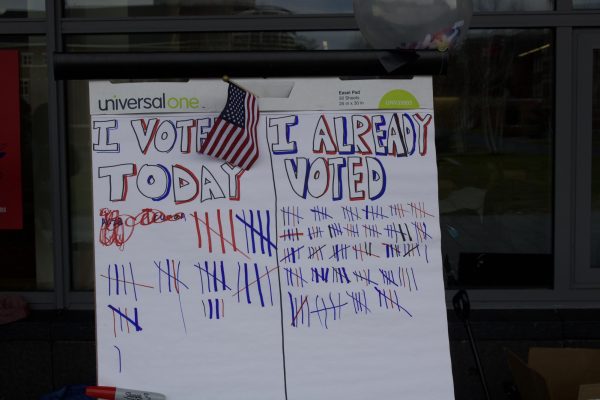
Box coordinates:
[353,0,473,51]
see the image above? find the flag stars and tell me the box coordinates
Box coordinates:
[222,85,246,126]
[200,82,259,170]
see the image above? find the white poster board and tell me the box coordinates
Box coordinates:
[89,78,454,400]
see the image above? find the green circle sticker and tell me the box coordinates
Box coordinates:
[378,89,420,109]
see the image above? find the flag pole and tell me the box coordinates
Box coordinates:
[222,75,258,97]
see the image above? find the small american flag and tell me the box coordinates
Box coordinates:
[200,82,260,170]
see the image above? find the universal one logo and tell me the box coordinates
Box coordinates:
[98,93,200,111]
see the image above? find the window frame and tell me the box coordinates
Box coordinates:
[572,29,600,287]
[3,0,600,308]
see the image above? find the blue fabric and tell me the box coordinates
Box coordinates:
[40,385,94,400]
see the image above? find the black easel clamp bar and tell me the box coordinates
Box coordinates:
[53,50,447,80]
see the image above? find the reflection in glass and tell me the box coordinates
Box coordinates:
[592,51,600,267]
[66,31,367,290]
[68,80,93,290]
[66,30,554,291]
[573,0,600,8]
[0,36,52,290]
[63,0,553,16]
[0,0,45,18]
[434,29,553,288]
[64,0,353,16]
[65,31,368,53]
[473,0,553,11]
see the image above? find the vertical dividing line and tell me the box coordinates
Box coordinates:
[555,27,574,293]
[266,119,288,400]
[47,0,68,309]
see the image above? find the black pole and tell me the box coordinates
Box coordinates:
[452,289,491,400]
[53,50,447,80]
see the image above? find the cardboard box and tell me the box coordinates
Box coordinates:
[579,384,600,400]
[507,348,600,400]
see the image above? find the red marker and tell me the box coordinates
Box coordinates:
[85,386,166,400]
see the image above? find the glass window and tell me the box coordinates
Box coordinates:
[68,80,93,290]
[592,50,600,268]
[66,31,367,291]
[434,29,554,288]
[65,31,367,53]
[473,0,554,11]
[64,0,553,16]
[64,0,354,17]
[66,30,554,291]
[573,0,600,8]
[0,0,45,18]
[0,36,52,290]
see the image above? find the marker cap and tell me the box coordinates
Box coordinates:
[85,386,116,400]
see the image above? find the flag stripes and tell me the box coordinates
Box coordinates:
[200,83,260,170]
